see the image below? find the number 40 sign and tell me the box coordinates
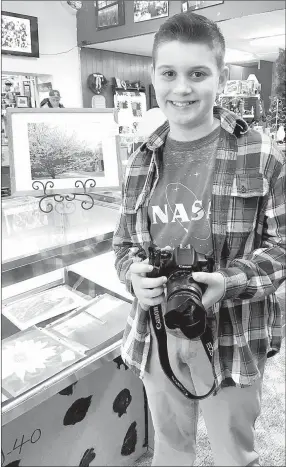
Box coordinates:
[1,428,41,465]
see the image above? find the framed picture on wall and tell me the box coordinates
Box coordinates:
[134,1,169,23]
[23,80,32,97]
[181,1,223,12]
[15,95,29,108]
[1,11,39,58]
[6,108,122,196]
[95,0,125,30]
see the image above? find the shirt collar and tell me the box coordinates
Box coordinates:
[141,106,249,152]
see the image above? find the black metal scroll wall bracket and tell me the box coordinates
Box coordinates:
[32,179,96,214]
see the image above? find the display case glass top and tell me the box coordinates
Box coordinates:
[1,191,133,425]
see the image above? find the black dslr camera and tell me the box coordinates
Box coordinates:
[140,245,214,340]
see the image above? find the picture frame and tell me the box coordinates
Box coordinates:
[181,1,223,12]
[7,108,122,196]
[134,1,169,23]
[95,0,125,30]
[1,11,39,58]
[15,95,29,108]
[224,80,241,96]
[2,285,88,331]
[2,327,83,397]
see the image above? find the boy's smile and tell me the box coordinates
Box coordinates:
[152,41,228,141]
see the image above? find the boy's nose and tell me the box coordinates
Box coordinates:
[173,76,193,94]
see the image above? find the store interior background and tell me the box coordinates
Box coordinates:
[2,0,286,191]
[1,2,285,467]
[2,3,285,112]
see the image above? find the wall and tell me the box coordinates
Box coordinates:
[80,48,152,108]
[228,65,244,81]
[77,0,286,46]
[2,1,82,108]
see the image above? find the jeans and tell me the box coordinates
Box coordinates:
[143,326,265,466]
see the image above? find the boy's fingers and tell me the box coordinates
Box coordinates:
[132,256,149,264]
[130,262,153,274]
[145,286,165,298]
[192,271,212,284]
[141,276,167,288]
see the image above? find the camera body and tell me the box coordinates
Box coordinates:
[145,245,214,339]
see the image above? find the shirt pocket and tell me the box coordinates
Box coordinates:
[226,174,267,259]
[227,174,268,233]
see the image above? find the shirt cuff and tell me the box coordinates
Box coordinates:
[125,263,135,297]
[217,267,248,300]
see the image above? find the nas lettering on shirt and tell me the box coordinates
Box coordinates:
[148,126,220,257]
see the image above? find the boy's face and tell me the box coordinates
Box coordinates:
[151,40,228,135]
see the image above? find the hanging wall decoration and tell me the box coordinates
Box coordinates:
[1,11,39,57]
[88,73,108,108]
[87,73,108,95]
[134,1,169,23]
[95,1,125,30]
[181,1,223,12]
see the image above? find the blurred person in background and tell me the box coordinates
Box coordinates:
[40,89,64,108]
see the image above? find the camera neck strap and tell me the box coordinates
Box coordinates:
[149,304,216,400]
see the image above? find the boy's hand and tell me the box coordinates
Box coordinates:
[129,258,167,311]
[192,271,225,310]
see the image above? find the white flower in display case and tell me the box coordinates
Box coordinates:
[2,328,82,397]
[2,338,58,381]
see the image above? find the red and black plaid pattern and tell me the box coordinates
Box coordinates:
[113,106,286,390]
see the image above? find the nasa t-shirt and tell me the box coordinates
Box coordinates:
[148,125,220,257]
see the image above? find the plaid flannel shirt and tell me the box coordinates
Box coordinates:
[113,106,286,390]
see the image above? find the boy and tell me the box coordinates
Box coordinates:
[113,12,285,467]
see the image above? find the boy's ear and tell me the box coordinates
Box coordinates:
[218,66,229,94]
[150,64,155,86]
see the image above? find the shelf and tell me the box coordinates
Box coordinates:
[221,94,259,98]
[114,87,145,93]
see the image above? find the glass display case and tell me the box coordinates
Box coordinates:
[1,191,134,426]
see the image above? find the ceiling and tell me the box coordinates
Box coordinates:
[86,9,285,63]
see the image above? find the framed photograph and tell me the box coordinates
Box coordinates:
[224,80,241,96]
[6,108,122,196]
[1,11,39,58]
[95,0,125,30]
[2,327,83,397]
[46,293,130,355]
[134,1,169,23]
[37,82,53,93]
[15,95,29,108]
[2,285,88,331]
[181,0,223,12]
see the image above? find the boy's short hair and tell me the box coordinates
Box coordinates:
[152,12,225,71]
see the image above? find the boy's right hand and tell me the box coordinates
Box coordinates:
[129,258,167,311]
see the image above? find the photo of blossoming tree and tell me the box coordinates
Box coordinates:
[28,122,105,179]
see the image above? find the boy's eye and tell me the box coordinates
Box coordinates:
[162,71,175,78]
[191,71,206,79]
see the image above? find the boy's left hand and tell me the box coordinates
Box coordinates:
[192,272,225,310]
